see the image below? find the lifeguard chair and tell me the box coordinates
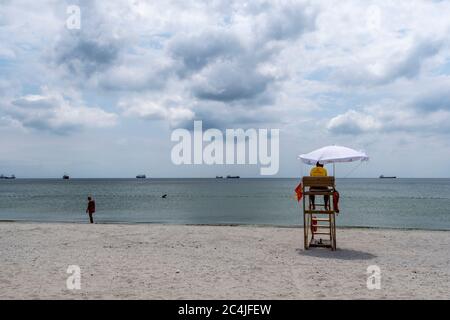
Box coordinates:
[302,176,337,250]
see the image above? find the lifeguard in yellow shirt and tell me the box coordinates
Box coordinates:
[309,162,330,210]
[310,162,328,177]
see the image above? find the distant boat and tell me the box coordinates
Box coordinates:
[379,175,396,179]
[0,174,15,180]
[136,174,146,179]
[62,174,70,180]
[215,176,223,179]
[226,175,240,179]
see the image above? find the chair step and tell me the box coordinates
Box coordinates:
[305,210,335,214]
[312,232,331,235]
[304,192,333,196]
[313,218,330,222]
[310,239,332,246]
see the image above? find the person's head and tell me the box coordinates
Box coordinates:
[88,196,92,201]
[316,161,324,168]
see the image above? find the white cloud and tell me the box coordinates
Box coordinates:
[2,88,117,134]
[119,96,194,127]
[327,109,381,134]
[327,105,450,135]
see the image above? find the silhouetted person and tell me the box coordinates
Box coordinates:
[86,196,96,224]
[161,194,167,198]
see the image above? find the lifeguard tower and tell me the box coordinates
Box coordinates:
[298,145,370,251]
[302,176,337,250]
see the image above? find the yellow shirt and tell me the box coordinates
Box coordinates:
[310,167,328,177]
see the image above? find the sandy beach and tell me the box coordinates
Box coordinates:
[0,222,449,299]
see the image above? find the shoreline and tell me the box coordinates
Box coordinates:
[1,222,449,299]
[2,177,450,179]
[1,220,450,232]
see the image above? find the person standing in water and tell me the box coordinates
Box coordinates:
[86,196,96,224]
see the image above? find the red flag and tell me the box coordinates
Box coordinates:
[333,189,340,213]
[294,183,303,202]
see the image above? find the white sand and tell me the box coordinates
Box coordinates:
[0,222,449,299]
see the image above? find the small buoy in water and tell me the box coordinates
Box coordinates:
[161,194,167,198]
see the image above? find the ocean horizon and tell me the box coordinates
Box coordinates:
[1,178,449,230]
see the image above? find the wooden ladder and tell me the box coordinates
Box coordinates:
[309,211,335,249]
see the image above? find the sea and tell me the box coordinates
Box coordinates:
[0,178,449,230]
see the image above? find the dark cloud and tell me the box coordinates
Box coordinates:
[387,40,442,81]
[165,2,317,107]
[54,35,120,76]
[255,3,317,42]
[168,31,243,74]
[51,0,123,78]
[181,103,281,131]
[413,87,450,112]
[192,61,274,102]
[168,29,278,103]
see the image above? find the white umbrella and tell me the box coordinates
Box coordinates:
[298,145,369,176]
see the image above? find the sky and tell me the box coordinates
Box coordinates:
[1,0,450,178]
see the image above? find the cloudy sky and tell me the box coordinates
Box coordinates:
[1,0,450,178]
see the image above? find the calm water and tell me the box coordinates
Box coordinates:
[0,178,450,230]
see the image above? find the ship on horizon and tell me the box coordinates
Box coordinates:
[136,174,147,179]
[379,175,396,179]
[226,175,240,179]
[62,174,70,180]
[0,174,15,180]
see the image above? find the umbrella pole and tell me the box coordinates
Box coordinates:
[333,163,335,177]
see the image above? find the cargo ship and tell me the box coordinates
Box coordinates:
[0,174,15,179]
[379,175,396,179]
